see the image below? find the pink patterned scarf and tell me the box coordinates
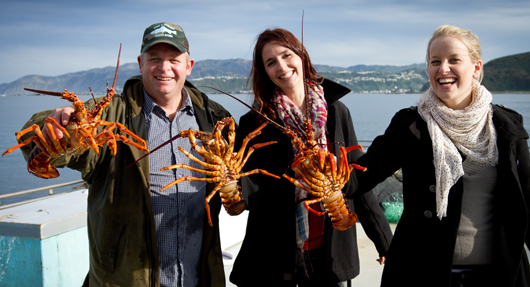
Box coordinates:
[273,81,328,249]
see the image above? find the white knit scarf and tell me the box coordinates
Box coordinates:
[417,83,498,219]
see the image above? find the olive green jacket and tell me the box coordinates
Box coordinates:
[20,75,230,287]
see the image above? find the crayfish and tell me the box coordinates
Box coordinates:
[206,87,366,231]
[2,44,149,179]
[132,116,279,227]
[282,120,366,231]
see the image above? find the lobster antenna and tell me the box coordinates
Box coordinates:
[112,43,122,90]
[198,86,286,133]
[23,88,63,97]
[126,133,184,169]
[301,9,311,124]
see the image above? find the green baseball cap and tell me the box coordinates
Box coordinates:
[141,22,190,54]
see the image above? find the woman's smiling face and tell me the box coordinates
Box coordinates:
[428,36,482,110]
[261,42,304,97]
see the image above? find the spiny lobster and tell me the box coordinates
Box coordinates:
[282,120,366,231]
[206,87,366,231]
[130,116,279,227]
[2,44,149,179]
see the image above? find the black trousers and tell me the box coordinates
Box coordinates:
[294,247,351,287]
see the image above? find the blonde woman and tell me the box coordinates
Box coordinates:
[352,25,530,287]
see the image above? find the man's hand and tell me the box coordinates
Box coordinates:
[42,107,75,142]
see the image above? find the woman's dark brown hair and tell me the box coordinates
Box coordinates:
[249,28,323,119]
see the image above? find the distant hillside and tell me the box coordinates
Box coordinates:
[191,59,251,78]
[0,63,140,96]
[2,52,526,96]
[482,52,530,92]
[315,63,424,73]
[0,59,428,95]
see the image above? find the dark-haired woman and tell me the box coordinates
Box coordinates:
[229,28,393,287]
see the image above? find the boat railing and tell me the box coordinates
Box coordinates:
[0,179,87,210]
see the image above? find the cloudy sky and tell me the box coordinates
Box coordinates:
[1,0,529,84]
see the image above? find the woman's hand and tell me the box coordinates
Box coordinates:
[377,256,386,265]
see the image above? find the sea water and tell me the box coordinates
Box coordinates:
[1,93,529,205]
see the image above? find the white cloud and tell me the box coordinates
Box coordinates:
[0,0,528,83]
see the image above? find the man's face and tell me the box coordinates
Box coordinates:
[137,43,194,101]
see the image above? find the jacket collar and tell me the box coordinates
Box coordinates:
[321,78,351,106]
[492,104,529,144]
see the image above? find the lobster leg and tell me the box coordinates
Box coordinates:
[221,117,236,161]
[96,129,119,156]
[236,141,277,171]
[94,121,149,153]
[160,175,221,191]
[2,135,39,156]
[303,197,326,216]
[75,125,100,155]
[233,122,269,163]
[238,169,280,179]
[43,117,70,156]
[290,167,326,192]
[92,121,150,156]
[117,135,151,154]
[161,163,221,177]
[185,129,225,164]
[205,184,223,227]
[283,174,326,198]
[19,123,59,156]
[177,147,223,170]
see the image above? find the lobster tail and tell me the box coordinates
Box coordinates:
[28,152,60,179]
[323,191,357,231]
[219,181,247,216]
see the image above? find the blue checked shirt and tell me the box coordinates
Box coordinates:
[144,88,207,287]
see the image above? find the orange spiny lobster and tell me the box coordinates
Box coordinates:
[276,11,366,231]
[281,120,366,231]
[2,44,149,179]
[205,86,366,231]
[130,116,280,227]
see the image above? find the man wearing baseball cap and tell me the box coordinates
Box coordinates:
[20,22,231,287]
[133,22,229,287]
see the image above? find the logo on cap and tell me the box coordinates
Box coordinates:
[151,24,179,39]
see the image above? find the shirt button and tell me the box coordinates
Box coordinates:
[424,210,433,218]
[429,185,436,192]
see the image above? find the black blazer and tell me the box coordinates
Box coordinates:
[229,79,393,286]
[354,105,530,287]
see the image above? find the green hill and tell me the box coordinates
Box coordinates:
[2,52,528,95]
[482,52,530,92]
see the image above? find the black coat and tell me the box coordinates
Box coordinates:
[354,105,530,287]
[229,79,393,286]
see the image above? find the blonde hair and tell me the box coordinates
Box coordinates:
[425,25,484,83]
